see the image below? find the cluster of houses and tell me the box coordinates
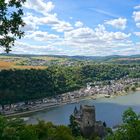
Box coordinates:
[25,59,47,66]
[23,58,78,67]
[0,56,77,67]
[0,78,140,115]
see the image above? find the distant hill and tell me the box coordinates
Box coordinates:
[0,53,140,68]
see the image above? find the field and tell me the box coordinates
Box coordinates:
[0,61,47,70]
[0,54,140,70]
[0,56,49,69]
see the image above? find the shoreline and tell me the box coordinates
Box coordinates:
[5,88,140,118]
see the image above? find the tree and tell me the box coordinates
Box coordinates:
[106,108,140,140]
[0,115,87,140]
[18,125,38,140]
[0,0,25,53]
[69,115,81,137]
[124,86,129,92]
[130,85,136,92]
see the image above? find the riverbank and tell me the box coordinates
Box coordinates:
[5,96,96,118]
[25,90,140,127]
[6,88,140,118]
[4,77,140,118]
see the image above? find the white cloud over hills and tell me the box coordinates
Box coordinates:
[2,0,140,56]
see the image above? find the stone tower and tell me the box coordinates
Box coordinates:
[80,105,96,137]
[72,105,106,138]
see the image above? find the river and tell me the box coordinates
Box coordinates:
[26,91,140,127]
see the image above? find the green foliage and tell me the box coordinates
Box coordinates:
[0,116,80,140]
[18,125,38,140]
[69,115,81,137]
[1,109,140,140]
[124,86,129,92]
[80,64,129,81]
[0,0,25,53]
[130,85,136,91]
[106,108,140,140]
[129,68,140,78]
[0,63,139,105]
[0,69,55,104]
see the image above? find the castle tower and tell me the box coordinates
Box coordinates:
[81,105,95,127]
[80,105,96,137]
[72,105,106,138]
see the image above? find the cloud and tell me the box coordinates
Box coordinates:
[64,25,130,43]
[50,25,131,56]
[75,21,84,28]
[23,0,73,32]
[136,23,140,28]
[12,41,64,55]
[22,13,40,31]
[132,11,140,29]
[51,21,73,32]
[23,11,73,32]
[133,11,140,22]
[25,31,60,41]
[134,5,140,10]
[134,32,140,36]
[39,14,73,32]
[7,24,132,56]
[24,0,55,15]
[39,13,59,25]
[105,18,127,30]
[3,0,138,56]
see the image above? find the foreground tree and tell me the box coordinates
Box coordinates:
[106,108,140,140]
[0,116,79,140]
[69,115,81,137]
[0,0,25,53]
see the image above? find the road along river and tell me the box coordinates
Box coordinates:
[25,91,140,127]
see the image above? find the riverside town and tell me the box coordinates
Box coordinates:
[2,77,140,116]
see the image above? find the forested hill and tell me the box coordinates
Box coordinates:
[0,64,140,104]
[0,54,140,104]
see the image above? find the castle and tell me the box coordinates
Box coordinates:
[73,105,106,138]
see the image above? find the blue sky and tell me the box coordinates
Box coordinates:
[4,0,140,56]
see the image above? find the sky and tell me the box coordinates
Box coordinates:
[3,0,140,56]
